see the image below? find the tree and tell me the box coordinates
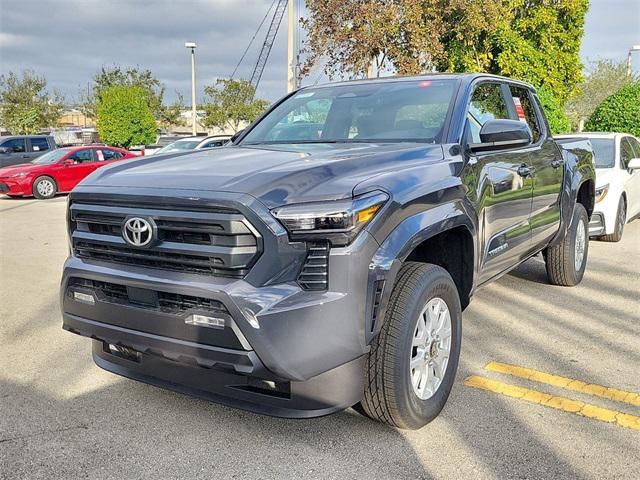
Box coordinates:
[585,82,640,137]
[302,1,587,104]
[566,59,638,129]
[82,65,183,128]
[0,70,64,134]
[201,79,269,133]
[536,86,571,135]
[96,85,157,148]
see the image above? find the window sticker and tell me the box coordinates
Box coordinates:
[33,146,40,151]
[512,97,527,123]
[96,150,104,161]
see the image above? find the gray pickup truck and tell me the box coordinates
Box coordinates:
[61,74,595,429]
[0,135,56,167]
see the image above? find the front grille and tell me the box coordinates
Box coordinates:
[298,242,329,290]
[69,278,228,315]
[69,201,261,277]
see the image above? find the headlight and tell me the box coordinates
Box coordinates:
[9,172,27,178]
[595,184,609,203]
[272,191,389,246]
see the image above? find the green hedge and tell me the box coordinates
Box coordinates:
[585,82,640,136]
[96,85,156,148]
[536,86,571,135]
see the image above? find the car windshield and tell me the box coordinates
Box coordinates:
[590,138,615,168]
[155,140,201,154]
[240,79,457,145]
[31,149,68,165]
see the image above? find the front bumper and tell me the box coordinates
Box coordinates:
[61,189,380,417]
[0,178,28,195]
[588,211,606,236]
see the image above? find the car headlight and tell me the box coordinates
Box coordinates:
[9,172,27,178]
[272,191,389,246]
[595,184,609,203]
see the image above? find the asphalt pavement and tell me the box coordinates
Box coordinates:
[1,196,639,479]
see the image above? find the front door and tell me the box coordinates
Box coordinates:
[56,148,96,191]
[508,86,563,246]
[463,81,535,284]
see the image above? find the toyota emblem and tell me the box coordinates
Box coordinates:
[122,217,155,247]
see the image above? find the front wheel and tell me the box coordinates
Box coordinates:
[545,203,589,286]
[359,262,462,430]
[32,176,57,199]
[599,197,626,242]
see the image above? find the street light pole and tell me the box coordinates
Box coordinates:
[628,45,640,77]
[287,0,296,93]
[185,42,197,135]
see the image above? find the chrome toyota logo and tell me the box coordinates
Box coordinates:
[122,217,155,247]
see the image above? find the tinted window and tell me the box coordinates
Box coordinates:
[241,80,457,145]
[1,138,26,153]
[100,149,122,160]
[620,138,635,169]
[30,137,50,152]
[68,149,94,163]
[467,83,510,143]
[590,139,615,168]
[509,86,541,143]
[202,141,225,148]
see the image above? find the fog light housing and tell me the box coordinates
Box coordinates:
[73,291,95,305]
[185,314,226,329]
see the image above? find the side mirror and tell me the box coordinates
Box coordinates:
[628,158,640,171]
[62,158,75,166]
[469,119,532,153]
[230,129,245,144]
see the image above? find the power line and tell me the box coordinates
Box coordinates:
[230,0,278,79]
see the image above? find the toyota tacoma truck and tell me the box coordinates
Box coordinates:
[61,74,595,429]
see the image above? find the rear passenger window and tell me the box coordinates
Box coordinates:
[1,138,26,153]
[467,83,510,143]
[509,86,541,143]
[30,137,50,152]
[100,149,122,160]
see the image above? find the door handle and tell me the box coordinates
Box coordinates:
[551,159,564,168]
[517,164,533,177]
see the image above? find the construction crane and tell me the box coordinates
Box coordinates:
[249,0,288,90]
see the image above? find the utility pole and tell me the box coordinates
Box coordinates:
[628,45,640,77]
[287,0,296,92]
[185,42,197,135]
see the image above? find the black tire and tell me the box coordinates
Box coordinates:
[545,203,589,286]
[359,262,462,430]
[599,197,626,242]
[32,176,57,199]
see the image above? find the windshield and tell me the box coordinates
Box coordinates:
[240,79,457,145]
[590,138,615,168]
[31,149,68,165]
[155,140,201,154]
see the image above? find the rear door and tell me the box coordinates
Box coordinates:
[509,85,563,246]
[27,137,53,160]
[463,81,534,284]
[0,138,30,167]
[56,148,96,191]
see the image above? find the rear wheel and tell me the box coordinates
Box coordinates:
[359,262,462,430]
[545,203,588,286]
[599,197,626,242]
[32,176,57,199]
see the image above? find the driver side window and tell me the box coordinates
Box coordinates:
[467,83,510,144]
[68,149,94,164]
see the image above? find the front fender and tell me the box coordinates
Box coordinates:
[364,200,477,344]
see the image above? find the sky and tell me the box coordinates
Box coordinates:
[0,0,638,105]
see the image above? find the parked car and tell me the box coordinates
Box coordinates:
[153,135,231,155]
[557,132,640,241]
[0,135,57,167]
[61,74,595,429]
[0,145,136,199]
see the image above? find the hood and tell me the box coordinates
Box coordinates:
[83,143,445,208]
[594,167,614,188]
[0,163,45,178]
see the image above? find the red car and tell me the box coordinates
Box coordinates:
[0,146,136,199]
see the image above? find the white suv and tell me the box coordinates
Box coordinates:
[558,133,640,241]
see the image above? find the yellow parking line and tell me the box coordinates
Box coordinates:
[464,375,640,431]
[485,362,640,407]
